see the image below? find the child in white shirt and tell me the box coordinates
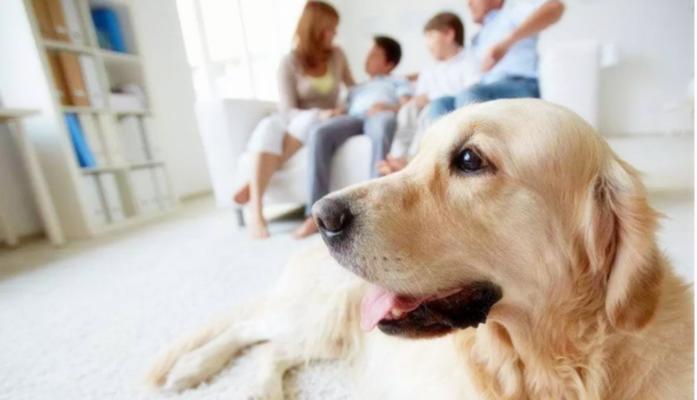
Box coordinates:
[379,12,479,175]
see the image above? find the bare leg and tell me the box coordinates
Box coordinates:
[233,184,250,205]
[248,134,304,239]
[234,136,303,206]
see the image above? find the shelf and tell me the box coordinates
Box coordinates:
[113,109,151,116]
[128,160,165,169]
[14,0,175,241]
[42,39,94,54]
[0,108,39,121]
[99,49,141,64]
[62,106,108,114]
[80,165,128,174]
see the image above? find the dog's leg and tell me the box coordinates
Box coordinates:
[147,302,264,390]
[147,314,235,388]
[246,342,305,400]
[162,317,272,391]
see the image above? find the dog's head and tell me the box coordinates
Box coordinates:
[313,99,662,339]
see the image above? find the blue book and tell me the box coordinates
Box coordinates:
[65,113,96,168]
[91,7,127,53]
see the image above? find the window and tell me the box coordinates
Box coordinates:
[176,0,305,101]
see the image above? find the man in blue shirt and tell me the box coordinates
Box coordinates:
[429,0,565,119]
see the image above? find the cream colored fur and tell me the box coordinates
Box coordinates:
[147,99,693,399]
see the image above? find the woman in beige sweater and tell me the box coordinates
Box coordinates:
[234,1,354,239]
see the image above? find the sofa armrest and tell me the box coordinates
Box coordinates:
[195,98,277,206]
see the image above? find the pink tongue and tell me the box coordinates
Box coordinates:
[360,284,424,331]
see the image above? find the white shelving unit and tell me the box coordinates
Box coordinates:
[0,0,177,240]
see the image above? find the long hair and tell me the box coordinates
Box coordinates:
[293,1,339,70]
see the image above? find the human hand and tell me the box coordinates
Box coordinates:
[332,106,346,116]
[414,95,429,109]
[481,38,513,72]
[366,102,394,116]
[319,107,345,120]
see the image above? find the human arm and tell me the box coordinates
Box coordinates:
[481,0,565,72]
[277,55,300,114]
[337,47,356,88]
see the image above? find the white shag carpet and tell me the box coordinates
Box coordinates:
[0,192,692,400]
[0,200,352,400]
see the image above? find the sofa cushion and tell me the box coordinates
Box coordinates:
[234,135,373,206]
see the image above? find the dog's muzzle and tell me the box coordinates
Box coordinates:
[312,197,354,240]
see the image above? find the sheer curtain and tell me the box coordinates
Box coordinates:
[176,0,305,101]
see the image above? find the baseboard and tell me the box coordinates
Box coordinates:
[178,190,214,203]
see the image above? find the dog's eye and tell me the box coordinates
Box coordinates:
[454,148,488,173]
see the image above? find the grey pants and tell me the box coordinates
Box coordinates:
[306,111,396,214]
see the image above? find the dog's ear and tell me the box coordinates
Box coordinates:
[583,156,663,331]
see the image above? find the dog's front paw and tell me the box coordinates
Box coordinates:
[164,352,223,391]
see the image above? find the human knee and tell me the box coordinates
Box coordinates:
[455,86,488,107]
[428,97,454,119]
[366,113,396,137]
[308,123,331,144]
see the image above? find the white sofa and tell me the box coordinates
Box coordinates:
[197,42,602,221]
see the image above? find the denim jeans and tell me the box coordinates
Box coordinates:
[305,111,396,215]
[428,76,540,120]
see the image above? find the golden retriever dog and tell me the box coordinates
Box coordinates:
[147,99,693,399]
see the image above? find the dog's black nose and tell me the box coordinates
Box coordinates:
[312,198,353,237]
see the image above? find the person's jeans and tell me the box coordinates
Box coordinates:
[306,111,396,214]
[428,76,540,120]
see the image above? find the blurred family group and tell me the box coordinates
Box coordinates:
[233,0,565,239]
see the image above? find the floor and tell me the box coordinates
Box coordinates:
[0,199,350,400]
[0,191,692,400]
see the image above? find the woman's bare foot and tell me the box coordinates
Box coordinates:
[293,217,318,239]
[249,216,270,239]
[232,184,250,205]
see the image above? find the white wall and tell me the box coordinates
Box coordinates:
[130,0,212,198]
[0,2,42,238]
[333,0,694,136]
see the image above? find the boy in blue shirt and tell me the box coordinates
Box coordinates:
[295,36,411,238]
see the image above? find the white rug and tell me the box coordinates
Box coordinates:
[0,199,352,400]
[0,192,692,400]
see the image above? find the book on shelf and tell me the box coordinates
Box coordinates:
[56,51,90,106]
[99,173,125,222]
[59,0,85,44]
[131,166,172,213]
[46,51,70,105]
[130,168,159,214]
[32,0,56,40]
[141,118,162,160]
[64,113,96,168]
[77,114,106,166]
[78,55,105,108]
[152,166,173,209]
[82,175,109,227]
[99,115,127,166]
[91,7,127,53]
[110,92,145,112]
[33,0,84,43]
[118,116,148,163]
[44,0,70,41]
